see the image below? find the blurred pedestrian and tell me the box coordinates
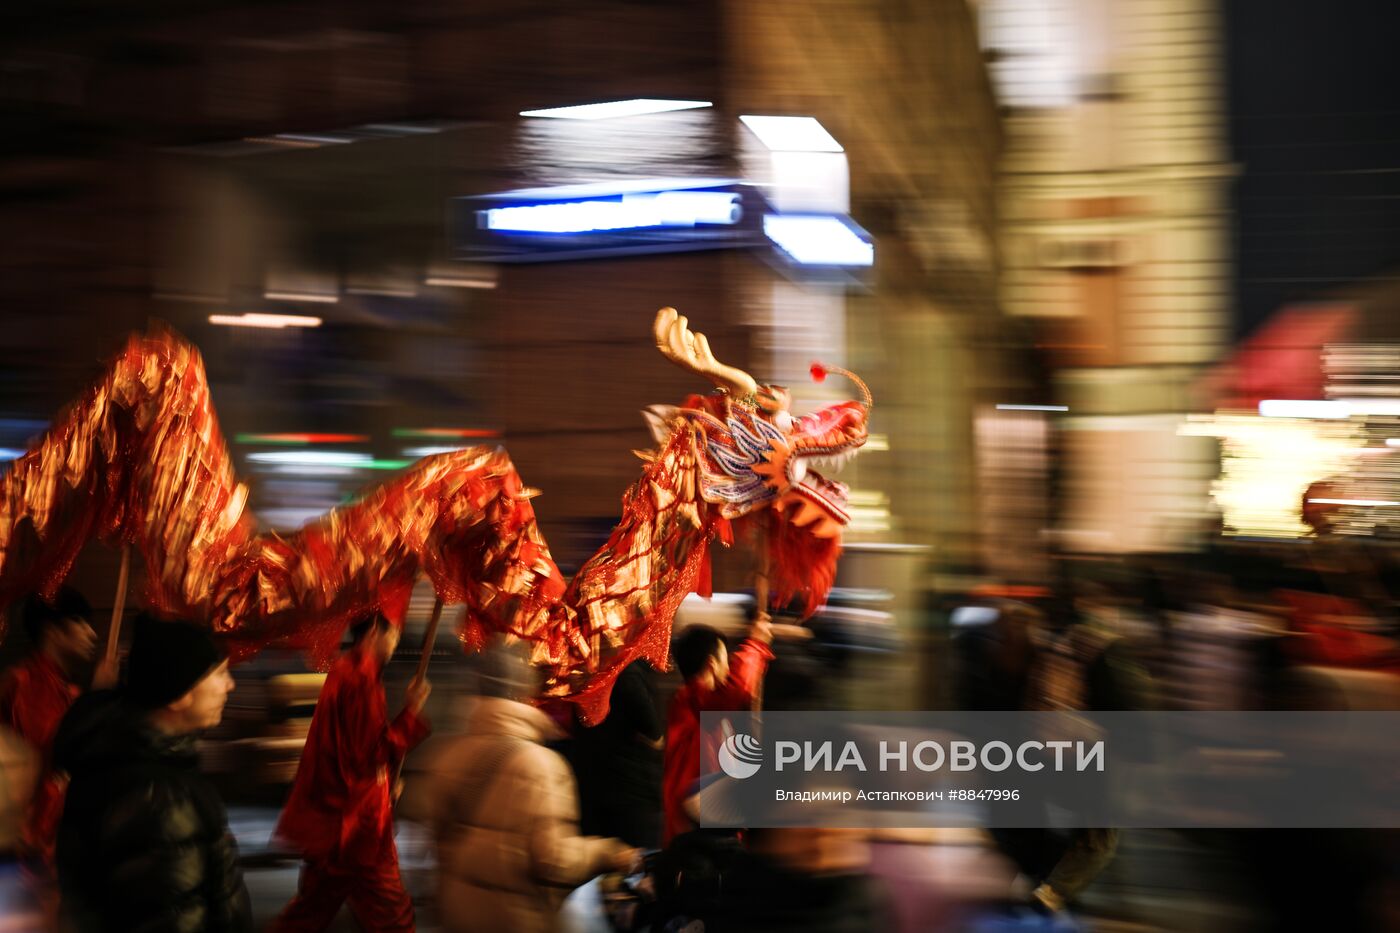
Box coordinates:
[954,600,1039,712]
[664,616,773,843]
[0,725,41,928]
[271,612,431,933]
[416,639,639,933]
[573,658,664,848]
[0,588,116,913]
[956,597,1130,915]
[702,826,889,933]
[0,725,37,857]
[658,766,889,933]
[52,613,249,932]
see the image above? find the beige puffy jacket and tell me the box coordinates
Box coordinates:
[417,697,628,933]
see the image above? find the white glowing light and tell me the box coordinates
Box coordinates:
[208,313,323,329]
[0,448,25,462]
[1338,398,1400,415]
[247,451,370,468]
[263,291,339,304]
[520,99,713,120]
[403,446,468,458]
[763,215,873,266]
[424,276,496,289]
[481,191,741,234]
[1258,400,1351,419]
[997,404,1069,412]
[951,606,1000,627]
[1193,412,1366,538]
[260,507,336,527]
[265,465,356,478]
[739,115,844,153]
[1307,498,1400,507]
[1257,398,1400,419]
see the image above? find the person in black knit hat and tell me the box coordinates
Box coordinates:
[51,613,251,933]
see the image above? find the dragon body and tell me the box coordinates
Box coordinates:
[0,309,869,721]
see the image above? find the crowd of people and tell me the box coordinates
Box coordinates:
[0,581,807,932]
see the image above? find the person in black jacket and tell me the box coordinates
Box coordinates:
[573,658,665,848]
[52,614,251,933]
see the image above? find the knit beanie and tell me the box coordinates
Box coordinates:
[124,614,225,709]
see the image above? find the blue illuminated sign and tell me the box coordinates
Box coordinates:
[452,179,765,263]
[451,179,875,273]
[481,190,743,233]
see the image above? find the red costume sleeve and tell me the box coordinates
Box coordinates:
[0,658,77,765]
[716,638,774,707]
[0,658,77,867]
[329,674,430,786]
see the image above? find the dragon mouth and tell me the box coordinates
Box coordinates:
[771,439,860,538]
[752,401,867,536]
[788,469,851,534]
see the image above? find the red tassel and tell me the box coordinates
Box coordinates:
[694,544,713,598]
[715,517,734,547]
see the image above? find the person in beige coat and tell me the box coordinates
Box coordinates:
[415,642,640,933]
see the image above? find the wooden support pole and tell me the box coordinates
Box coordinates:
[396,595,444,803]
[413,597,445,685]
[105,546,131,663]
[754,521,771,624]
[752,521,771,719]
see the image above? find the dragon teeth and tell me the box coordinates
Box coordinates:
[803,450,855,475]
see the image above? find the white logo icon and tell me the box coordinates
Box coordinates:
[718,732,763,779]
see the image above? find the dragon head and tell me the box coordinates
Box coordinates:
[651,307,871,540]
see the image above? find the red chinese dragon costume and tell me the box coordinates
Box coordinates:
[0,308,870,722]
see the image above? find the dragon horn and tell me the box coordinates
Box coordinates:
[653,307,759,399]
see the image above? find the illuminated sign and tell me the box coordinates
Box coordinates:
[739,115,844,153]
[480,190,743,234]
[763,214,873,267]
[453,179,764,263]
[452,180,874,272]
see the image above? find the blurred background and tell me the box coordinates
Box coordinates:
[3,0,1400,929]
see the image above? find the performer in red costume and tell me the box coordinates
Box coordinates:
[270,612,431,933]
[663,613,773,843]
[0,588,116,902]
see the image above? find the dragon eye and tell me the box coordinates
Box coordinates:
[773,410,793,433]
